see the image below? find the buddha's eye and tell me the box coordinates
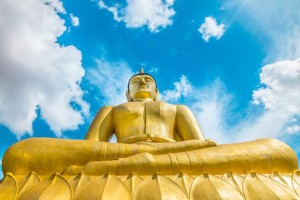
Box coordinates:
[145,78,153,83]
[132,80,140,84]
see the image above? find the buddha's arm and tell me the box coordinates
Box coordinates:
[2,138,104,175]
[175,105,206,141]
[85,106,114,141]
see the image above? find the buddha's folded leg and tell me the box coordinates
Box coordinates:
[2,138,214,175]
[5,138,295,176]
[75,138,298,175]
[184,138,298,174]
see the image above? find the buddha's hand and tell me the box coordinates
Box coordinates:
[138,139,217,154]
[63,165,84,175]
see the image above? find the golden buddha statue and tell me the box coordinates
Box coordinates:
[2,68,298,177]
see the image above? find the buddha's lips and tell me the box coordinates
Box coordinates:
[138,85,148,89]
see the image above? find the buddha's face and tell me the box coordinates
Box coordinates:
[127,75,157,102]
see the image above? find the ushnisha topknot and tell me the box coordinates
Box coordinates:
[127,68,157,90]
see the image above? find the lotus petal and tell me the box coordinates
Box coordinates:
[18,173,72,200]
[74,173,131,200]
[243,172,298,200]
[17,171,41,197]
[69,172,91,196]
[122,172,143,196]
[190,173,244,200]
[134,173,188,200]
[172,172,193,196]
[221,171,244,193]
[0,173,18,200]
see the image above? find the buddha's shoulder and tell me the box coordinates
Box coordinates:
[95,105,114,114]
[175,104,190,110]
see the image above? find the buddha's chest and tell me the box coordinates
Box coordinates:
[113,102,176,137]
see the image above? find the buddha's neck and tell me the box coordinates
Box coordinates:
[133,98,154,102]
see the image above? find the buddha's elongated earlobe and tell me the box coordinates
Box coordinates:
[126,91,133,102]
[154,89,160,101]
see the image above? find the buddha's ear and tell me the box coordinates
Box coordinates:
[154,89,160,101]
[126,90,133,102]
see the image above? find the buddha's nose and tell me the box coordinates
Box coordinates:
[140,78,147,85]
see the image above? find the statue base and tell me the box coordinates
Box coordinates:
[1,171,300,199]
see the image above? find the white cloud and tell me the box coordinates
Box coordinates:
[87,59,133,106]
[198,17,225,42]
[253,59,300,115]
[286,125,300,135]
[161,75,192,102]
[0,0,89,139]
[98,0,175,32]
[43,0,66,14]
[251,59,300,135]
[70,13,80,26]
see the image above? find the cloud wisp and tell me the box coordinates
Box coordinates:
[98,0,175,32]
[225,0,300,61]
[162,77,234,143]
[0,0,89,139]
[164,60,300,144]
[87,59,133,106]
[161,75,192,102]
[198,17,225,42]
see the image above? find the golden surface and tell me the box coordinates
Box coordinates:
[1,68,299,199]
[1,171,300,199]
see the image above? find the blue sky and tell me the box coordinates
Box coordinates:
[1,0,300,178]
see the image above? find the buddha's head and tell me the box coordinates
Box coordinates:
[126,68,159,102]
